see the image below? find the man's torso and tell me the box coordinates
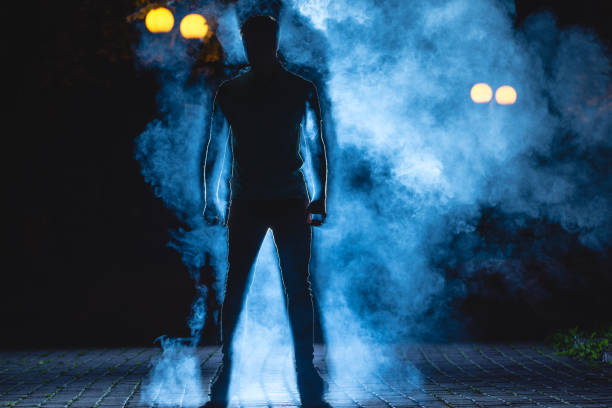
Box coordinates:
[216,68,313,199]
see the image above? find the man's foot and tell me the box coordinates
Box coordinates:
[199,400,226,408]
[203,361,231,408]
[301,401,332,408]
[296,364,328,407]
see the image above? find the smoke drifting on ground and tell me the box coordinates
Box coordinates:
[133,0,611,405]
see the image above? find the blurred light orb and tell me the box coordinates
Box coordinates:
[180,14,208,39]
[145,7,174,33]
[495,85,517,105]
[470,83,493,103]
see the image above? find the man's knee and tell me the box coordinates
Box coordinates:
[285,283,313,306]
[224,260,252,289]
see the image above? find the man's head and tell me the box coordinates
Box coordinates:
[240,15,279,70]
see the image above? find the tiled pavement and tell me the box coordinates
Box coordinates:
[1,344,610,407]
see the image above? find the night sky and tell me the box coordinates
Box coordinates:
[6,0,611,348]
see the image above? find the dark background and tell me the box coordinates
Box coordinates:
[5,0,611,348]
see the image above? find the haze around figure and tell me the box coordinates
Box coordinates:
[133,0,612,406]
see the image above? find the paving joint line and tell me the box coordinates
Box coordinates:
[496,347,605,408]
[400,348,464,408]
[419,347,486,408]
[492,345,597,407]
[474,345,572,407]
[2,349,111,407]
[455,345,544,408]
[63,348,148,408]
[92,352,155,408]
[437,346,512,406]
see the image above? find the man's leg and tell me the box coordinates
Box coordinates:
[271,200,326,406]
[208,200,268,406]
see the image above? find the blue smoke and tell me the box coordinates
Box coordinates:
[133,0,611,405]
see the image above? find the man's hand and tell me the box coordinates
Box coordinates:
[203,203,222,226]
[307,197,326,226]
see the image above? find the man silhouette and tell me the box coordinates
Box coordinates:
[202,15,328,408]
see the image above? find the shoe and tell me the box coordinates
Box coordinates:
[204,361,231,408]
[296,364,328,407]
[199,400,226,408]
[301,401,332,408]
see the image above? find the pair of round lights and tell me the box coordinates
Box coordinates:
[471,83,517,105]
[145,7,208,39]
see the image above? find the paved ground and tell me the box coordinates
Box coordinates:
[1,344,611,408]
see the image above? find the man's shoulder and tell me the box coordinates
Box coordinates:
[283,70,315,91]
[215,74,249,110]
[279,70,317,101]
[216,68,315,99]
[217,73,246,96]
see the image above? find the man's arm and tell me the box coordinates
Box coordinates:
[304,82,328,226]
[202,88,229,225]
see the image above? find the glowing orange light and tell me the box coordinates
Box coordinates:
[470,83,493,103]
[495,85,517,105]
[145,7,174,33]
[180,14,208,39]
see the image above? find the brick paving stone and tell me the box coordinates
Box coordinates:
[0,344,610,407]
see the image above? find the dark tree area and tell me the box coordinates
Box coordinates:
[4,0,611,348]
[9,1,191,348]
